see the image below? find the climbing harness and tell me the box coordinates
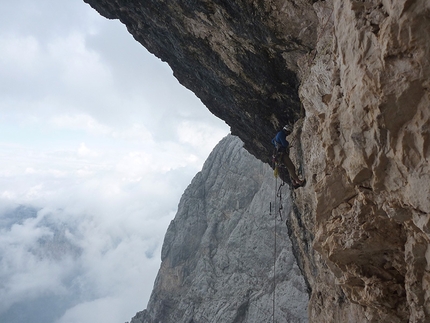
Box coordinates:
[272,149,285,179]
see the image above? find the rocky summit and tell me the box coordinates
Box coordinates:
[129,135,308,323]
[84,0,430,322]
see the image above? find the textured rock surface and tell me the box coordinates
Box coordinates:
[83,0,430,322]
[294,1,430,322]
[129,135,308,323]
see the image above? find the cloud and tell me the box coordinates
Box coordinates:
[0,205,165,323]
[56,295,142,323]
[77,146,96,160]
[177,120,230,152]
[0,211,75,314]
[51,114,111,136]
[0,34,40,73]
[0,0,230,322]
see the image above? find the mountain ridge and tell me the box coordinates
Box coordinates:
[128,135,308,323]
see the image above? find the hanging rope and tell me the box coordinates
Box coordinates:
[277,182,285,222]
[271,176,287,323]
[273,204,277,323]
[271,176,277,323]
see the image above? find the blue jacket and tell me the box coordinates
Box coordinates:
[272,130,289,148]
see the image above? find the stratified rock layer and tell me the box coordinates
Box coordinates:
[130,135,308,323]
[83,0,430,322]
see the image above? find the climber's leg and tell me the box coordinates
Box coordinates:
[282,154,301,184]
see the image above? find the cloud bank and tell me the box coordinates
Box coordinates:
[0,1,229,322]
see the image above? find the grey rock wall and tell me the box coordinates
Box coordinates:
[130,135,308,323]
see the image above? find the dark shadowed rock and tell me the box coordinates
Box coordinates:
[83,0,318,162]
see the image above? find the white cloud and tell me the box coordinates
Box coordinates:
[56,297,126,323]
[48,32,115,94]
[51,114,111,136]
[77,143,99,158]
[0,204,168,322]
[177,120,229,157]
[0,34,40,73]
[111,123,153,142]
[0,0,230,322]
[0,212,77,314]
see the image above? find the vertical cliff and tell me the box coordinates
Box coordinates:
[129,135,308,323]
[83,0,430,322]
[295,1,430,322]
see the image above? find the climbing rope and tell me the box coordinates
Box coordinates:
[271,177,287,323]
[272,177,277,323]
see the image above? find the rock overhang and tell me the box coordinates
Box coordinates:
[83,0,319,163]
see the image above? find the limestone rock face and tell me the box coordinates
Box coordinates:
[294,1,430,322]
[130,135,308,323]
[83,0,430,322]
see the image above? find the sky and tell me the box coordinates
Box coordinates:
[0,1,229,323]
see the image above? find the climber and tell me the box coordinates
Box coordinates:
[272,125,305,188]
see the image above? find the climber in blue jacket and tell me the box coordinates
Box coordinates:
[272,125,305,187]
